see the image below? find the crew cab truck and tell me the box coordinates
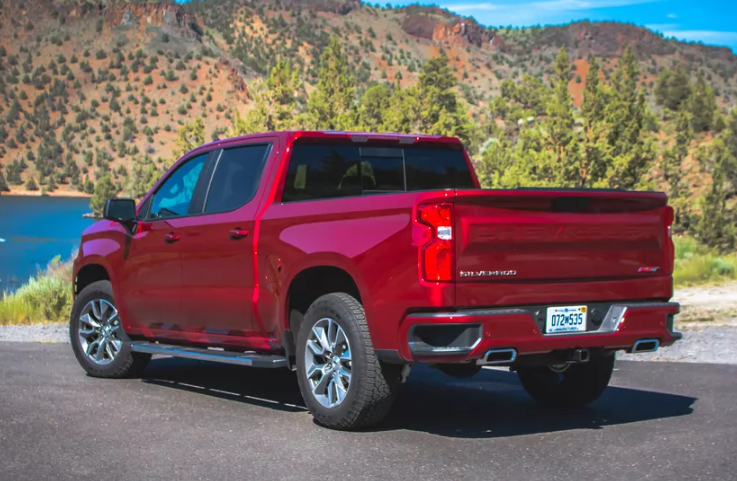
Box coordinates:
[70,130,682,430]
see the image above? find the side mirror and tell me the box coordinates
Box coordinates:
[103,198,136,229]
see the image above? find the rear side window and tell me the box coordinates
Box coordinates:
[205,144,271,214]
[281,144,473,202]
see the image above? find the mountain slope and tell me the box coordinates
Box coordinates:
[0,0,736,196]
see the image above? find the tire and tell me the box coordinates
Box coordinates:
[69,280,150,378]
[516,353,615,407]
[295,293,401,430]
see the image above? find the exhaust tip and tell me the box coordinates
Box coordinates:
[631,339,660,353]
[477,348,517,366]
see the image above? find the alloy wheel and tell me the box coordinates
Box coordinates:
[78,299,123,365]
[304,317,352,408]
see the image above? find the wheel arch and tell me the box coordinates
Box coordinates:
[285,265,363,337]
[74,260,112,297]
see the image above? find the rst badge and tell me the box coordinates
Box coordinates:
[459,270,517,278]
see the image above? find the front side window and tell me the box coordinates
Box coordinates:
[148,153,209,219]
[204,144,271,214]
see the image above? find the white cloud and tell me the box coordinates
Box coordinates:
[666,13,677,19]
[443,0,655,13]
[645,23,679,32]
[446,2,500,11]
[661,30,737,46]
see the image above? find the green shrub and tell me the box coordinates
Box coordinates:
[673,236,737,287]
[0,256,73,325]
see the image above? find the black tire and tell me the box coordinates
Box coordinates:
[295,293,401,430]
[516,353,615,407]
[70,280,150,378]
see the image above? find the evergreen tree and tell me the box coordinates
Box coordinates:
[127,155,160,199]
[579,55,611,187]
[655,68,691,111]
[694,141,736,251]
[25,176,38,191]
[662,109,694,231]
[47,174,57,192]
[605,46,657,189]
[381,84,421,134]
[230,60,299,135]
[358,84,390,131]
[171,117,205,164]
[418,55,457,132]
[544,47,577,185]
[689,74,716,132]
[307,36,356,130]
[90,175,118,216]
[0,169,9,192]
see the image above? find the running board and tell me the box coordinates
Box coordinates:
[130,342,288,368]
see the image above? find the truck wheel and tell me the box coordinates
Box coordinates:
[70,280,150,378]
[516,353,615,407]
[295,293,401,430]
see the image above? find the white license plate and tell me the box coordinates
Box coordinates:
[546,305,588,334]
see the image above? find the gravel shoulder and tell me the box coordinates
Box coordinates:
[3,282,736,364]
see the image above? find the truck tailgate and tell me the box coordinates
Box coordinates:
[453,190,670,285]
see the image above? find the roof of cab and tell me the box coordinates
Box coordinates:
[184,130,462,159]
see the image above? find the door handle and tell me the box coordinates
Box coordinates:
[229,228,249,240]
[164,232,181,244]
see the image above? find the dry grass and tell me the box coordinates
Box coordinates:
[0,256,74,326]
[673,237,737,288]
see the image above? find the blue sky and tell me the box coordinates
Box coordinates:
[392,0,737,51]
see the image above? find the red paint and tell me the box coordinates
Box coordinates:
[73,130,680,362]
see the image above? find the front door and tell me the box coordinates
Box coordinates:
[118,152,212,335]
[176,143,273,342]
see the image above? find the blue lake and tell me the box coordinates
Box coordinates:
[0,196,95,292]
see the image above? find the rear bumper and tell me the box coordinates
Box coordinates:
[387,301,681,363]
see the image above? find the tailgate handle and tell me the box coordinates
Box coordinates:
[229,228,249,240]
[552,197,590,213]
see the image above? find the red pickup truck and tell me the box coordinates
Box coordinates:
[70,130,681,430]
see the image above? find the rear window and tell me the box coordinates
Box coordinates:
[281,144,474,202]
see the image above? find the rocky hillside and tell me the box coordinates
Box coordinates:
[0,0,736,196]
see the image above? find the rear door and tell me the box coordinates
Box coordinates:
[176,142,273,339]
[453,190,669,284]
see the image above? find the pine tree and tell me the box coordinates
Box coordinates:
[381,84,421,134]
[25,176,38,191]
[0,169,9,192]
[307,36,356,130]
[605,46,657,189]
[655,68,691,111]
[358,84,390,131]
[418,55,457,132]
[662,109,694,231]
[171,117,205,164]
[694,141,736,251]
[544,47,578,185]
[127,155,160,199]
[230,60,299,135]
[579,55,611,187]
[90,175,118,216]
[689,74,716,132]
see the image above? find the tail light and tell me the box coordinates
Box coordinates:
[664,205,675,274]
[417,203,454,282]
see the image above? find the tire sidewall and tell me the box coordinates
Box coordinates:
[69,280,135,376]
[295,295,369,422]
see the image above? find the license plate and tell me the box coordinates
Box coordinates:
[546,305,588,334]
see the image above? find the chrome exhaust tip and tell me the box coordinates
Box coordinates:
[630,339,660,353]
[477,348,517,366]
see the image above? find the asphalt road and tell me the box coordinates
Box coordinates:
[1,343,736,481]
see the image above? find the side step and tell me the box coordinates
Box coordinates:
[130,342,288,368]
